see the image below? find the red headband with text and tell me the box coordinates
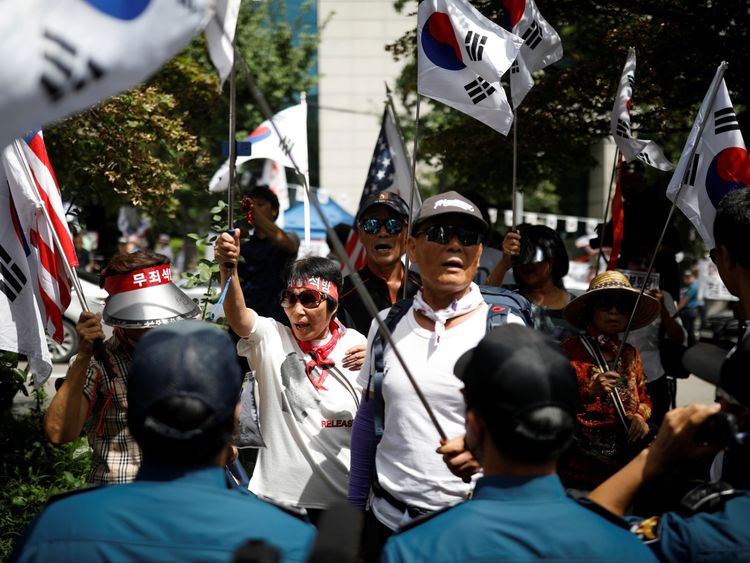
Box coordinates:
[289,276,339,301]
[104,265,172,295]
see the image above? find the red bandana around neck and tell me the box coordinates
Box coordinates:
[295,320,345,390]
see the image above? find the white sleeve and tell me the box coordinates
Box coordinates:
[507,311,527,326]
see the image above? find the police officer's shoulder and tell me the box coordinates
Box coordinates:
[394,504,458,534]
[574,496,631,529]
[253,493,310,521]
[44,485,104,507]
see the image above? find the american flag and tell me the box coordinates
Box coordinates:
[3,131,77,344]
[344,107,420,271]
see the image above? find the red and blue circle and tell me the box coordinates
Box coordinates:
[421,12,465,71]
[247,126,272,144]
[84,0,151,20]
[705,147,750,208]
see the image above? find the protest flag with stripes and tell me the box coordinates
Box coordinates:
[502,0,562,108]
[345,107,420,272]
[2,132,77,355]
[417,0,523,135]
[666,71,748,248]
[610,48,673,171]
[0,155,54,385]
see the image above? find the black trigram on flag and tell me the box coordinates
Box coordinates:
[511,60,520,74]
[464,31,488,62]
[464,77,495,104]
[615,118,631,138]
[683,153,700,186]
[41,29,106,103]
[0,245,28,302]
[521,20,543,49]
[714,107,741,135]
[627,75,634,89]
[636,152,652,166]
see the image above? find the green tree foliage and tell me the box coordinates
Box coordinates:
[390,0,748,214]
[44,0,318,242]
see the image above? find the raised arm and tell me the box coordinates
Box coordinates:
[44,312,103,444]
[486,230,520,287]
[215,229,258,337]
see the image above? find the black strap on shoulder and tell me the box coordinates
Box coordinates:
[369,298,414,439]
[680,480,737,514]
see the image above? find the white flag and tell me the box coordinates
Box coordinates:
[0,163,53,386]
[502,0,563,108]
[611,48,673,171]
[209,101,308,192]
[0,0,212,149]
[417,0,523,135]
[666,71,748,248]
[205,0,242,87]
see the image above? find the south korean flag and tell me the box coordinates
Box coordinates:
[418,0,523,135]
[610,48,673,171]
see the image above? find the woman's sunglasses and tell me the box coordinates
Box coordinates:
[280,289,326,309]
[591,295,634,314]
[415,225,482,246]
[360,217,404,235]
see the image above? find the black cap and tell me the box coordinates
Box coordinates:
[128,320,243,439]
[411,191,488,234]
[356,192,409,221]
[683,340,750,407]
[454,325,580,421]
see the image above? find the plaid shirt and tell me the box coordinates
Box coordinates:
[81,335,141,484]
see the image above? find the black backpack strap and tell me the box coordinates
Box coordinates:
[369,298,414,439]
[477,284,535,329]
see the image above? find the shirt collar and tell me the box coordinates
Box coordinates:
[472,474,566,501]
[136,463,226,488]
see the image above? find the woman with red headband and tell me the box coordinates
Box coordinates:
[215,230,367,523]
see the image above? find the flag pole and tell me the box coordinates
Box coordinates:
[226,41,237,236]
[402,94,422,299]
[594,147,621,275]
[511,111,522,227]
[233,50,447,440]
[300,91,312,252]
[611,61,729,369]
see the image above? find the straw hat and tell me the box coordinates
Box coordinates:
[564,271,661,330]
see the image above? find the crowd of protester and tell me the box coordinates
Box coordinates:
[9,187,750,562]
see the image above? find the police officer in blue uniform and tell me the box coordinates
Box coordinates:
[381,326,658,563]
[11,321,315,563]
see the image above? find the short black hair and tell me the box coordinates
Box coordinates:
[715,189,750,269]
[248,185,281,213]
[481,406,575,464]
[129,395,233,465]
[513,224,570,285]
[285,256,343,312]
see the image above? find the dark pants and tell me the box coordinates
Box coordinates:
[680,308,700,347]
[646,376,676,428]
[361,510,394,563]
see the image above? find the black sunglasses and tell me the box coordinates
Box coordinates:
[709,248,718,264]
[360,217,404,235]
[415,225,482,246]
[280,289,326,309]
[591,295,634,314]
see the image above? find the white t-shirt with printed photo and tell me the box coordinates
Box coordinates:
[238,316,366,510]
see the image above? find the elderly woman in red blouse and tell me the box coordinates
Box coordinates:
[558,271,661,492]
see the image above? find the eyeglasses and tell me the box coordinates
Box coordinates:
[709,248,718,264]
[280,289,326,309]
[591,295,633,314]
[360,217,404,235]
[415,225,482,246]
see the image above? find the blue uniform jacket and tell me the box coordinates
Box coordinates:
[381,474,659,563]
[628,490,750,563]
[11,464,315,562]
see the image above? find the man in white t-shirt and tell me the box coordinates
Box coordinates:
[347,191,525,561]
